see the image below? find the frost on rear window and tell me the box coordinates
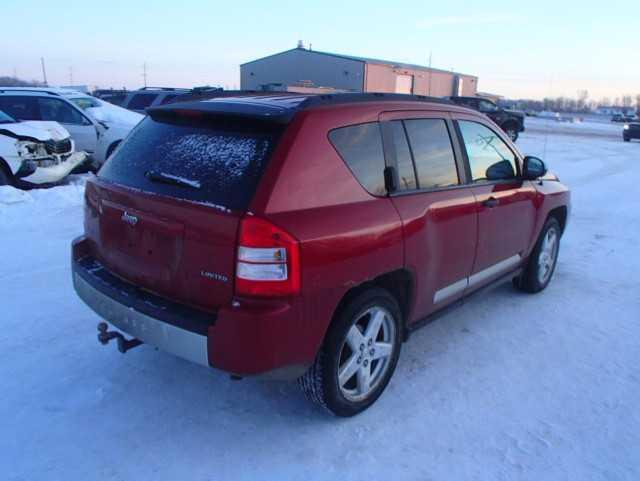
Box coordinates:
[155,134,270,188]
[98,117,277,210]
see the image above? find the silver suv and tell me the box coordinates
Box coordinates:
[117,87,190,113]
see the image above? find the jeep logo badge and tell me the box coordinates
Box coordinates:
[121,211,138,226]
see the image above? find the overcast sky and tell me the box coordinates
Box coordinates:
[3,0,637,101]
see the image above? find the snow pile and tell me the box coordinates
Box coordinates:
[0,185,33,205]
[1,131,639,481]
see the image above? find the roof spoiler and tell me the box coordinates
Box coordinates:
[146,100,295,126]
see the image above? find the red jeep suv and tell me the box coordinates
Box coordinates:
[72,93,570,416]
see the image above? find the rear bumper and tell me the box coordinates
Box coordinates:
[74,271,209,366]
[71,237,313,380]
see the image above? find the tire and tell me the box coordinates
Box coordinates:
[514,217,561,293]
[0,165,12,187]
[623,137,630,142]
[298,287,403,417]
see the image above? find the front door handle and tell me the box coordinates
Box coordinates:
[482,197,499,208]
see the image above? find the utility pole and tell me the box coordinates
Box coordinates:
[142,62,148,87]
[428,52,433,96]
[68,66,73,85]
[40,57,48,86]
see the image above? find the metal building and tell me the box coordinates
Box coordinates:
[240,47,478,97]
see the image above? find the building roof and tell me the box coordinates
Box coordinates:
[241,47,477,79]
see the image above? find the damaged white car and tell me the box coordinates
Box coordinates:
[0,109,86,187]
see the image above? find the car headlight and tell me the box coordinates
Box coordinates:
[624,124,630,130]
[16,140,48,159]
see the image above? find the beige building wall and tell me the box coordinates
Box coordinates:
[364,63,477,97]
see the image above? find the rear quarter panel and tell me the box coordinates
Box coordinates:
[248,106,405,363]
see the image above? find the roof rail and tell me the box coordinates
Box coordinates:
[166,89,302,104]
[297,92,453,110]
[139,86,187,91]
[0,88,61,96]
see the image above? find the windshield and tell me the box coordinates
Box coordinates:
[0,109,15,124]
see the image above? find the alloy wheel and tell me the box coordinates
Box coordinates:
[537,227,559,284]
[337,306,396,402]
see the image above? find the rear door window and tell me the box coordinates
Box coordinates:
[128,94,158,110]
[38,98,91,125]
[329,122,386,196]
[389,121,417,191]
[0,96,39,120]
[404,119,459,189]
[98,116,280,210]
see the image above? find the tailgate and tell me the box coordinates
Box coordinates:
[83,113,282,311]
[86,179,239,311]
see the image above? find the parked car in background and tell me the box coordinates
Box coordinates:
[72,93,570,416]
[0,88,143,169]
[623,122,640,142]
[611,113,637,123]
[116,87,190,113]
[0,88,101,163]
[62,91,143,166]
[92,89,129,106]
[0,109,85,187]
[448,96,526,141]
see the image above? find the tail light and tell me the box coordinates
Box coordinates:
[235,216,301,297]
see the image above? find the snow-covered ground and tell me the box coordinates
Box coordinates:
[526,116,626,139]
[2,130,639,481]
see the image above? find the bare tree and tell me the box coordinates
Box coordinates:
[0,76,44,87]
[577,90,589,111]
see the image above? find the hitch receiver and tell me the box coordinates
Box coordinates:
[97,322,142,353]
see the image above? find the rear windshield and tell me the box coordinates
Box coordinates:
[98,116,279,210]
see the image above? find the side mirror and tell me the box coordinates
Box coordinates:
[523,156,547,180]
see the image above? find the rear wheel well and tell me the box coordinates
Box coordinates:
[331,270,414,342]
[548,206,568,234]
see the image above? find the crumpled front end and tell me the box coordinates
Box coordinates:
[0,120,89,186]
[8,135,86,186]
[18,151,87,185]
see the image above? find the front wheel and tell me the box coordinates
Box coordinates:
[299,288,402,417]
[514,217,561,293]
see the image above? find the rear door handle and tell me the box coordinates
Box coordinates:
[482,197,499,208]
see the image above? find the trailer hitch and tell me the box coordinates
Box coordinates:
[97,322,142,353]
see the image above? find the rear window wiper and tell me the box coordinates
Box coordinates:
[145,170,201,189]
